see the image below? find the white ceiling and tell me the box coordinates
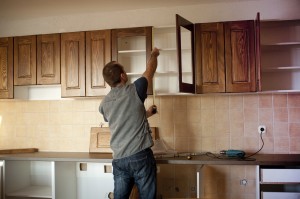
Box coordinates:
[0,0,243,20]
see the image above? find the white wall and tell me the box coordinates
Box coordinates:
[0,0,299,37]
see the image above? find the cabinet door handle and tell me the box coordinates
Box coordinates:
[79,163,87,171]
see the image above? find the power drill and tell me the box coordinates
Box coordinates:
[220,149,245,158]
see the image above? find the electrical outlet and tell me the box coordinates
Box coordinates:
[258,125,266,134]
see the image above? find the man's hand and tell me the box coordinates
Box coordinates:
[146,105,157,118]
[143,47,160,83]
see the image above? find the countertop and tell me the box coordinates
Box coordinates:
[0,152,300,166]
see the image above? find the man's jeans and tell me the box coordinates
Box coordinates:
[112,148,157,199]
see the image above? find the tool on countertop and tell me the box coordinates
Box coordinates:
[220,149,245,158]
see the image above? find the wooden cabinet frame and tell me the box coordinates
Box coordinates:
[0,37,13,99]
[14,35,37,85]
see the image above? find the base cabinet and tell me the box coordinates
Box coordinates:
[258,166,300,199]
[4,161,114,199]
[4,160,54,199]
[55,162,114,199]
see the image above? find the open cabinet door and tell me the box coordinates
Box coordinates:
[255,12,262,91]
[176,14,195,93]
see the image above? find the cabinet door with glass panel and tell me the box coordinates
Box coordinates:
[111,27,153,94]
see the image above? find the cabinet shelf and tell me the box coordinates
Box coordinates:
[262,66,300,72]
[6,185,52,198]
[118,49,146,54]
[262,42,300,46]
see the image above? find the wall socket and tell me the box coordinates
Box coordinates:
[258,125,266,134]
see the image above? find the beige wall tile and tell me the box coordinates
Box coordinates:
[244,108,258,123]
[289,123,300,137]
[259,108,273,123]
[273,94,287,107]
[201,96,215,109]
[244,95,258,109]
[259,94,272,108]
[290,137,300,154]
[215,96,229,109]
[289,108,300,122]
[274,108,288,122]
[229,95,243,109]
[288,93,300,107]
[273,122,289,137]
[274,137,290,154]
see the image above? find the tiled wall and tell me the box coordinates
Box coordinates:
[0,93,299,199]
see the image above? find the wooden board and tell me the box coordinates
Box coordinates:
[0,148,38,154]
[89,127,157,153]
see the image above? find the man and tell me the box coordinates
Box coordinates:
[99,47,160,199]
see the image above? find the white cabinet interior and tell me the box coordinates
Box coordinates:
[153,26,179,94]
[260,20,300,92]
[4,160,54,199]
[117,35,147,84]
[153,26,192,95]
[116,26,193,95]
[55,162,114,199]
[258,166,300,199]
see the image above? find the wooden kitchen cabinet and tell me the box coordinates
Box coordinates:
[112,27,153,94]
[61,32,86,97]
[61,30,111,97]
[260,19,300,92]
[0,37,13,99]
[177,14,258,93]
[14,35,37,85]
[37,33,61,85]
[152,26,180,94]
[86,30,111,96]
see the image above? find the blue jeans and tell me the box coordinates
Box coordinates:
[112,148,157,199]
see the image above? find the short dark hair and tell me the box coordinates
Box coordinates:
[103,61,125,87]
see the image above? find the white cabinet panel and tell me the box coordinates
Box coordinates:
[261,169,300,183]
[76,163,114,199]
[262,192,300,199]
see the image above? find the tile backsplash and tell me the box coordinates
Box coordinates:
[0,93,299,153]
[0,93,299,199]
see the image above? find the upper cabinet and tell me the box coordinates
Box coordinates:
[177,14,258,94]
[0,37,13,99]
[86,30,111,96]
[37,34,61,85]
[14,35,37,85]
[61,32,86,97]
[111,27,153,94]
[260,19,300,92]
[14,34,61,86]
[61,30,111,97]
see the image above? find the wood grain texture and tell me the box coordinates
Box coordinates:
[195,22,225,93]
[14,35,37,85]
[37,33,60,84]
[0,148,38,154]
[89,127,157,153]
[0,37,13,98]
[61,32,85,97]
[86,30,111,96]
[225,20,256,92]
